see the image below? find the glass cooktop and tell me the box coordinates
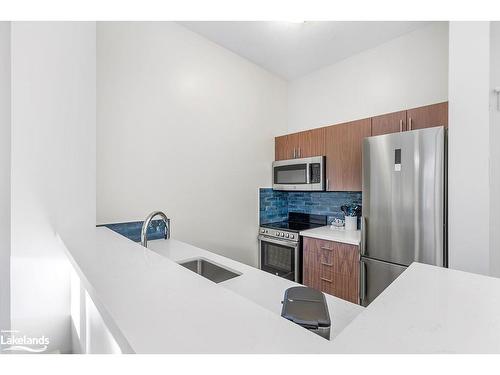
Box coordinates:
[260,221,323,232]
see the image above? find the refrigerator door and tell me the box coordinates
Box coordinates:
[360,257,406,307]
[362,127,445,267]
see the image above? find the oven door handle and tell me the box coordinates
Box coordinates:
[258,235,299,248]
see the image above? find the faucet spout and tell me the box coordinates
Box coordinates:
[141,210,170,248]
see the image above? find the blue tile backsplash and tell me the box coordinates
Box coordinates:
[259,188,289,224]
[99,219,167,242]
[259,188,362,225]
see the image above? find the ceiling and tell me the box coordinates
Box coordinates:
[179,21,432,80]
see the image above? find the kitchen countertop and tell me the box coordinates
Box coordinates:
[329,262,500,353]
[63,227,500,353]
[148,238,363,341]
[300,226,361,245]
[62,227,363,354]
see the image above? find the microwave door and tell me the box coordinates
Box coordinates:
[274,163,308,185]
[272,156,325,191]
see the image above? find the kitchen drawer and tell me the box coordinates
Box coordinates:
[302,236,360,304]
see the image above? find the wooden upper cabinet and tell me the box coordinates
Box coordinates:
[371,110,407,136]
[274,128,325,160]
[299,128,325,158]
[407,102,448,130]
[325,118,371,191]
[274,135,288,161]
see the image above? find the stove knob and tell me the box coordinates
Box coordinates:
[260,229,265,233]
[281,233,285,237]
[276,232,280,236]
[286,233,289,238]
[290,234,295,239]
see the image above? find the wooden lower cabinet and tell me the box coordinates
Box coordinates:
[302,237,360,304]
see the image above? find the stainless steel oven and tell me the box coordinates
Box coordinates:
[272,156,325,191]
[258,230,300,282]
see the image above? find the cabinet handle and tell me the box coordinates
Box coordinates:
[321,261,333,267]
[361,216,366,256]
[293,148,296,158]
[320,246,333,251]
[399,119,403,132]
[320,277,332,283]
[298,147,301,158]
[408,117,412,131]
[326,178,329,191]
[360,260,367,304]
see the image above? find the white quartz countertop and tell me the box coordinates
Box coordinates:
[329,262,500,353]
[300,226,361,245]
[62,227,362,354]
[63,227,500,354]
[147,238,363,342]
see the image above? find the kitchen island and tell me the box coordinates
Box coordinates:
[330,262,500,353]
[62,227,362,354]
[63,227,500,354]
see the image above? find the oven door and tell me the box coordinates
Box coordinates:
[272,156,325,191]
[258,235,300,282]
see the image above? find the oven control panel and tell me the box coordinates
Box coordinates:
[259,227,297,242]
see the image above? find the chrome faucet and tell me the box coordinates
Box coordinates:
[141,210,170,248]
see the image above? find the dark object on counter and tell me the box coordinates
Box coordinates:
[281,286,331,340]
[341,203,361,217]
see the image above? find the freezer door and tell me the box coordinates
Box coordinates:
[360,257,406,307]
[362,127,445,267]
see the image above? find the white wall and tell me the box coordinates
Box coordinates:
[11,22,96,353]
[97,22,287,267]
[0,21,11,338]
[287,22,449,133]
[490,22,500,277]
[448,22,491,275]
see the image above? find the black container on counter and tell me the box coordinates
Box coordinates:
[281,286,331,340]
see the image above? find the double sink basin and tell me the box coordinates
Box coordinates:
[178,257,241,283]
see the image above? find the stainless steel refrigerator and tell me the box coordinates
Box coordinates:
[360,126,447,307]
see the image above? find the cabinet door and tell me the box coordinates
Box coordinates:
[371,110,407,136]
[302,237,321,290]
[275,135,288,161]
[332,242,360,304]
[297,128,326,158]
[407,102,448,130]
[276,129,326,160]
[325,118,371,191]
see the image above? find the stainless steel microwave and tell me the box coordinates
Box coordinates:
[272,156,325,191]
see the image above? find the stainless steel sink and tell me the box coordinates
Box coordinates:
[178,258,241,283]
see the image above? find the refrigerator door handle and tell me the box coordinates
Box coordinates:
[360,259,367,304]
[361,216,366,256]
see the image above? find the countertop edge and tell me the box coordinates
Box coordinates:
[299,226,361,246]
